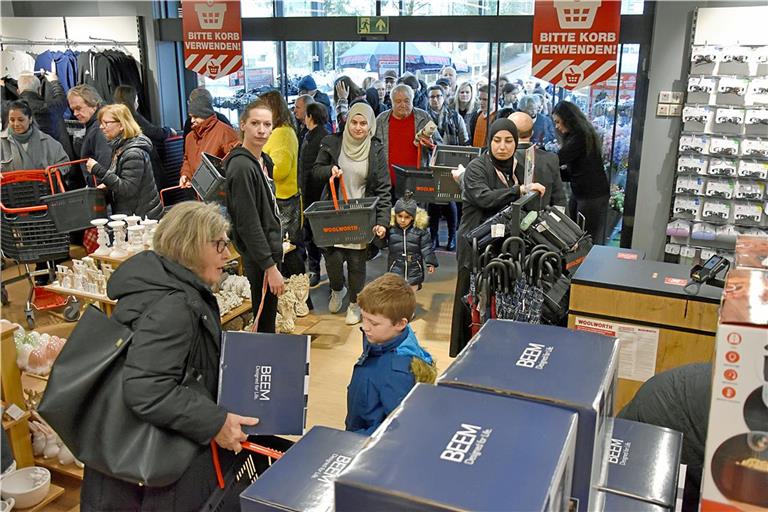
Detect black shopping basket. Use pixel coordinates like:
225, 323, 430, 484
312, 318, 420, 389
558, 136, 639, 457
394, 165, 436, 203
304, 176, 379, 247
191, 152, 227, 203
40, 159, 109, 233
429, 144, 482, 203
203, 436, 294, 511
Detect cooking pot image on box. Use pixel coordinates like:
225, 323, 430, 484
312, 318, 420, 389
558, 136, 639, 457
711, 433, 768, 507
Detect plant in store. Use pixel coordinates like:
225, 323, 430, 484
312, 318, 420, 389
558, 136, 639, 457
609, 184, 625, 213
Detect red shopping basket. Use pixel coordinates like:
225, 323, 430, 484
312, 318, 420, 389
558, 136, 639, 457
40, 160, 109, 233
203, 436, 293, 511
1, 170, 70, 263
303, 176, 378, 247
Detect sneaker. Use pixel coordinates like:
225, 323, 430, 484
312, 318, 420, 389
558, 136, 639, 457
328, 286, 347, 314
308, 271, 320, 288
345, 302, 362, 325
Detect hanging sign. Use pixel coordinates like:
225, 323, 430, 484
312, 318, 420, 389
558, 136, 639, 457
182, 0, 243, 80
531, 0, 621, 90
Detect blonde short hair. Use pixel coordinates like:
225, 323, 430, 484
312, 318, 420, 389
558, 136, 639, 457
153, 201, 230, 273
67, 84, 104, 108
98, 104, 142, 139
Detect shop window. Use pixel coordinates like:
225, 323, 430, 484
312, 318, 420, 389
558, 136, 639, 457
242, 0, 273, 17
197, 40, 281, 124
394, 0, 500, 16
281, 0, 375, 16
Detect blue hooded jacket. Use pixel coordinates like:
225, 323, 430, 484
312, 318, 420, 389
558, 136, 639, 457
345, 325, 433, 435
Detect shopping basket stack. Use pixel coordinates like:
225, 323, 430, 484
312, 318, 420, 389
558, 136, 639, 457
1, 169, 72, 327
1, 170, 70, 263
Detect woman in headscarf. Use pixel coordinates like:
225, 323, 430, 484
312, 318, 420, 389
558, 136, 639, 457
449, 118, 546, 357
1, 100, 69, 173
313, 102, 391, 325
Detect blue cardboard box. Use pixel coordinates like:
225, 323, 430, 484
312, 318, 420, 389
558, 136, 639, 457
600, 418, 682, 509
437, 320, 619, 512
601, 491, 667, 511
335, 384, 577, 512
240, 426, 367, 512
217, 330, 310, 435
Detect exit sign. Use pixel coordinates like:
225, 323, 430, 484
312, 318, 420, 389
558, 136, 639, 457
357, 16, 389, 35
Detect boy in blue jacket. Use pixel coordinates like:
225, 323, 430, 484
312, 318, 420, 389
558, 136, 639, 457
345, 273, 437, 435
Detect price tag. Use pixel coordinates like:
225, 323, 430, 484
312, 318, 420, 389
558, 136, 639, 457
4, 403, 24, 421
491, 224, 506, 238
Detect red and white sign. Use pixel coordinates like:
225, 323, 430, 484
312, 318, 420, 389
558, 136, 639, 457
532, 0, 621, 90
182, 0, 243, 80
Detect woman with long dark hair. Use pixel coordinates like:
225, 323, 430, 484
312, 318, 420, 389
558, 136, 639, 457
552, 101, 610, 245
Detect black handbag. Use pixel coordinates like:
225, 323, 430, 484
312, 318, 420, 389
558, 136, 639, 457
38, 304, 206, 487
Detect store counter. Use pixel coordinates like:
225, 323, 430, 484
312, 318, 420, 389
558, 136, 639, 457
568, 246, 722, 413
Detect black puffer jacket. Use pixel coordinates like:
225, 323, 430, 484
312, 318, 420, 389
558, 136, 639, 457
80, 251, 230, 510
224, 147, 283, 272
313, 133, 392, 228
90, 134, 162, 219
388, 207, 438, 286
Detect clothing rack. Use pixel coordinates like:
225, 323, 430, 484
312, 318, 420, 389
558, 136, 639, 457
0, 37, 139, 48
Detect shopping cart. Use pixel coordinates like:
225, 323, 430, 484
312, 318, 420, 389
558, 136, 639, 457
1, 169, 77, 328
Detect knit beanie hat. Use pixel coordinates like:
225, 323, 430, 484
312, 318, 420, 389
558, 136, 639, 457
394, 191, 418, 217
188, 87, 215, 118
298, 75, 317, 92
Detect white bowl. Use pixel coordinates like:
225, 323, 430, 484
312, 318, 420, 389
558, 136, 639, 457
0, 467, 50, 508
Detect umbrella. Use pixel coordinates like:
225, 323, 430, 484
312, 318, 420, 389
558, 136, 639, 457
338, 42, 453, 72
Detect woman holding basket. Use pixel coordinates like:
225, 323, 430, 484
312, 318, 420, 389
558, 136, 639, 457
312, 102, 391, 325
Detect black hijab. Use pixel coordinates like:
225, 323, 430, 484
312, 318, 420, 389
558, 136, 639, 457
365, 87, 381, 116
488, 118, 519, 175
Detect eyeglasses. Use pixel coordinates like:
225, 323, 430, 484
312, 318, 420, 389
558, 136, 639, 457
429, 95, 443, 99
100, 120, 120, 127
211, 239, 230, 253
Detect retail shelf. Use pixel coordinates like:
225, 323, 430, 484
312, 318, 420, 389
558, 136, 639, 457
34, 456, 84, 481
2, 409, 31, 431
42, 285, 116, 306
220, 299, 253, 325
16, 483, 65, 511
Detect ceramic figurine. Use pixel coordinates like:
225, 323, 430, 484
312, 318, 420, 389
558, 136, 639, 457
108, 220, 128, 258
125, 214, 141, 228
127, 225, 145, 253
140, 218, 158, 249
90, 218, 111, 256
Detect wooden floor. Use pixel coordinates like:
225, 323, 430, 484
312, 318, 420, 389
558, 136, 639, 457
1, 246, 458, 510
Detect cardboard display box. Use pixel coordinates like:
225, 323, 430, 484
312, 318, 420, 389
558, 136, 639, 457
240, 426, 367, 512
701, 268, 768, 511
600, 491, 667, 511
335, 384, 578, 512
217, 330, 310, 435
599, 418, 683, 509
437, 320, 619, 512
734, 234, 768, 271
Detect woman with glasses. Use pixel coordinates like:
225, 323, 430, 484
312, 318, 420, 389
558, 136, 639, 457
85, 103, 162, 219
80, 201, 258, 511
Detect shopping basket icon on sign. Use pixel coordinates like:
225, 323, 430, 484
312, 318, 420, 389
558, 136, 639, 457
553, 0, 602, 29
195, 0, 227, 30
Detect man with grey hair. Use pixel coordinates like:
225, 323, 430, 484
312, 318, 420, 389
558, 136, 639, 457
518, 94, 556, 148
375, 83, 441, 190
18, 65, 73, 159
